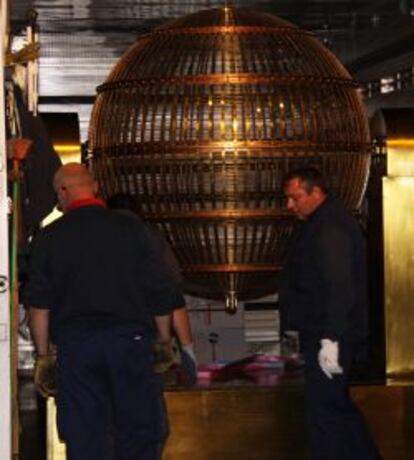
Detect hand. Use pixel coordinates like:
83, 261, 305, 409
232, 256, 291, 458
153, 341, 175, 374
34, 354, 57, 398
318, 339, 344, 379
180, 343, 197, 385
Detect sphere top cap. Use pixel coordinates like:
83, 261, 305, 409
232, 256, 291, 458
156, 6, 299, 32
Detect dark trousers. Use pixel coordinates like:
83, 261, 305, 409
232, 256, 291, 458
55, 324, 165, 460
303, 337, 381, 460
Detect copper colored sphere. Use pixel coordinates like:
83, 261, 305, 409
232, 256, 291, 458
88, 7, 370, 311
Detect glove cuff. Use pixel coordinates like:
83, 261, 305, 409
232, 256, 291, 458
320, 338, 337, 348
35, 353, 55, 364
182, 343, 196, 362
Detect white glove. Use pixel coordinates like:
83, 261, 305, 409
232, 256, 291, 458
180, 343, 198, 385
318, 339, 344, 379
182, 343, 197, 363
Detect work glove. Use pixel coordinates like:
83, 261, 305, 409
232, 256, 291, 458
34, 354, 57, 398
179, 343, 198, 385
153, 341, 175, 374
318, 339, 344, 379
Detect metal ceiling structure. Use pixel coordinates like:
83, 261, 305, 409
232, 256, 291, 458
9, 1, 414, 138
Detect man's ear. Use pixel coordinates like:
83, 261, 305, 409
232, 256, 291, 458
312, 186, 326, 202
311, 186, 324, 199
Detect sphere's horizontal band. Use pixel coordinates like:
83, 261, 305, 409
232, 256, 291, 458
97, 73, 358, 92
154, 25, 310, 36
144, 209, 293, 220
182, 263, 282, 273
92, 141, 371, 156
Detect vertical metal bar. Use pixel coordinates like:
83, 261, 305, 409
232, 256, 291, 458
384, 158, 414, 379
0, 0, 11, 457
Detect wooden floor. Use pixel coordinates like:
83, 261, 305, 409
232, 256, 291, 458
21, 380, 414, 459
163, 385, 414, 460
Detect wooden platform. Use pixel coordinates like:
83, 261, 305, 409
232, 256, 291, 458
47, 385, 414, 459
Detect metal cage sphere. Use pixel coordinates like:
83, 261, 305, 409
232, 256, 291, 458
88, 7, 370, 310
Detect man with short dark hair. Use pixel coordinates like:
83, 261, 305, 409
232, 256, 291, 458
280, 167, 381, 459
24, 163, 184, 460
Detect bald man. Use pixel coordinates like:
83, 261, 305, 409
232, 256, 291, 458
24, 163, 184, 460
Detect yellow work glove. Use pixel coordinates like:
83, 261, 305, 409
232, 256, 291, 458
153, 341, 175, 374
34, 354, 57, 398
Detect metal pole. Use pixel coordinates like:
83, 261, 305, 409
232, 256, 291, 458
0, 0, 12, 457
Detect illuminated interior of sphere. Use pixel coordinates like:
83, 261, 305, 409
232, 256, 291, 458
88, 7, 370, 310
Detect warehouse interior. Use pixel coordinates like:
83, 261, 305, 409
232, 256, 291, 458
10, 0, 414, 136
3, 1, 414, 459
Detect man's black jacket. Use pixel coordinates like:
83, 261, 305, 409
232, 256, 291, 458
279, 195, 368, 347
23, 204, 184, 341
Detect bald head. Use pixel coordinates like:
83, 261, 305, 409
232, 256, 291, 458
53, 163, 98, 212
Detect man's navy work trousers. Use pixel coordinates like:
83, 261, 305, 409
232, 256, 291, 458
55, 323, 164, 460
303, 336, 382, 460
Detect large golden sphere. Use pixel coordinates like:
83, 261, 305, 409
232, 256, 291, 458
88, 7, 370, 310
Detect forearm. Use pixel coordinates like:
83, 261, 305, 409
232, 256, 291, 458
324, 285, 353, 339
154, 314, 172, 344
319, 224, 354, 339
172, 306, 193, 346
28, 307, 50, 356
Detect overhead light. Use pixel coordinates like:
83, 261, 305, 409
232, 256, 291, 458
371, 14, 380, 27
380, 77, 395, 94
